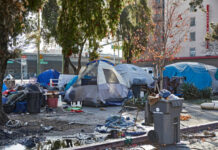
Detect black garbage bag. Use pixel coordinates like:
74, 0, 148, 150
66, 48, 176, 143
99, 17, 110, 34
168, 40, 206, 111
24, 84, 41, 92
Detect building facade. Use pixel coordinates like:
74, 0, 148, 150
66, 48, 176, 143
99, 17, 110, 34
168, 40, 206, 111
173, 0, 218, 57
149, 0, 218, 57
5, 53, 121, 79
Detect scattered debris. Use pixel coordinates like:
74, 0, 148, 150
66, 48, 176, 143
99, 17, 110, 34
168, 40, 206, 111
19, 136, 45, 149
95, 115, 146, 138
40, 124, 53, 132
6, 120, 22, 128
100, 108, 106, 111
180, 114, 191, 121
182, 134, 216, 139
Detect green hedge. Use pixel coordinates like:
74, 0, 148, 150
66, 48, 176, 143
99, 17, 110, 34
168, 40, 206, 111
180, 83, 212, 100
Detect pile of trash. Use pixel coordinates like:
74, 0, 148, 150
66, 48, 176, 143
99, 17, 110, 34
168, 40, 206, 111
95, 115, 147, 138
25, 133, 106, 149
148, 89, 180, 106
1, 71, 63, 115
2, 84, 45, 114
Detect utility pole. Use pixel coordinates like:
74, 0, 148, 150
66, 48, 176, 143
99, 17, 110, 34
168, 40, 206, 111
37, 9, 41, 75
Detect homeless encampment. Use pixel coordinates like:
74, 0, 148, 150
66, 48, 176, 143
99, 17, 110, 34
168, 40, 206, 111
64, 59, 128, 106
37, 69, 60, 87
115, 64, 154, 88
164, 62, 218, 93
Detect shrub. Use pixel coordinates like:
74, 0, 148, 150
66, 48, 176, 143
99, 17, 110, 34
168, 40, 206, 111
180, 83, 212, 100
199, 88, 212, 99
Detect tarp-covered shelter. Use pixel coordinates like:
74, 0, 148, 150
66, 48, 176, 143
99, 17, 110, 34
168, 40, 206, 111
115, 64, 154, 88
37, 69, 60, 87
164, 62, 218, 93
64, 59, 128, 106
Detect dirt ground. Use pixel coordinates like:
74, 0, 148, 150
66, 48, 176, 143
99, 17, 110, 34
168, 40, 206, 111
1, 101, 218, 149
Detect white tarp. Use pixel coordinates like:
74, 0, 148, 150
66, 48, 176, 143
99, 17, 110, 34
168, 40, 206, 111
115, 64, 154, 88
58, 74, 76, 88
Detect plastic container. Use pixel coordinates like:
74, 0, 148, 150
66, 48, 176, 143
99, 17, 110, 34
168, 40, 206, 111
149, 98, 183, 145
27, 92, 41, 114
47, 97, 58, 108
150, 99, 183, 115
14, 101, 27, 113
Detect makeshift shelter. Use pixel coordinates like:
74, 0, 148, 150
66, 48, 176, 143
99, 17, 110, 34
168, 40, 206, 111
164, 62, 218, 93
65, 75, 78, 91
115, 64, 154, 88
64, 59, 128, 106
37, 69, 60, 87
58, 74, 77, 89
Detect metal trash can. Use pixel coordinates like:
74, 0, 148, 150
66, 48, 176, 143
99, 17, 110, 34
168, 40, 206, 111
148, 98, 183, 145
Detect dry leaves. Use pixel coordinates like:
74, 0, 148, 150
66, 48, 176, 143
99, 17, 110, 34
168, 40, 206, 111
180, 114, 191, 121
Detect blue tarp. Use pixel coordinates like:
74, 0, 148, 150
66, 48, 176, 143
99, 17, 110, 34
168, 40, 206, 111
2, 97, 8, 104
37, 69, 60, 87
65, 75, 78, 91
164, 62, 212, 89
2, 83, 7, 92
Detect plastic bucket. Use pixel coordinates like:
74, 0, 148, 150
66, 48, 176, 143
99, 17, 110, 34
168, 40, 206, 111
47, 97, 58, 108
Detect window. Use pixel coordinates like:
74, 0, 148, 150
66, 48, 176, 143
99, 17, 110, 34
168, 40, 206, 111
190, 5, 195, 12
156, 0, 160, 3
103, 69, 119, 84
190, 32, 196, 41
190, 48, 196, 56
190, 17, 195, 26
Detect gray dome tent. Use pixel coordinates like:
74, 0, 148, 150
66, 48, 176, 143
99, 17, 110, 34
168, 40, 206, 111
64, 59, 128, 106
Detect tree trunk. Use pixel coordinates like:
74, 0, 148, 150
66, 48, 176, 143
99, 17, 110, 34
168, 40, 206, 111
67, 56, 77, 74
127, 44, 132, 64
127, 51, 132, 64
0, 57, 9, 125
76, 48, 83, 75
159, 66, 164, 91
63, 54, 69, 74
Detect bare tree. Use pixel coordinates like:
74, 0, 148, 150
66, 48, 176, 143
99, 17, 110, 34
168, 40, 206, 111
133, 0, 190, 90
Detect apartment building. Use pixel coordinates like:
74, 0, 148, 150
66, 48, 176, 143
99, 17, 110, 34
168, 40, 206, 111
177, 0, 218, 57
149, 0, 218, 57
